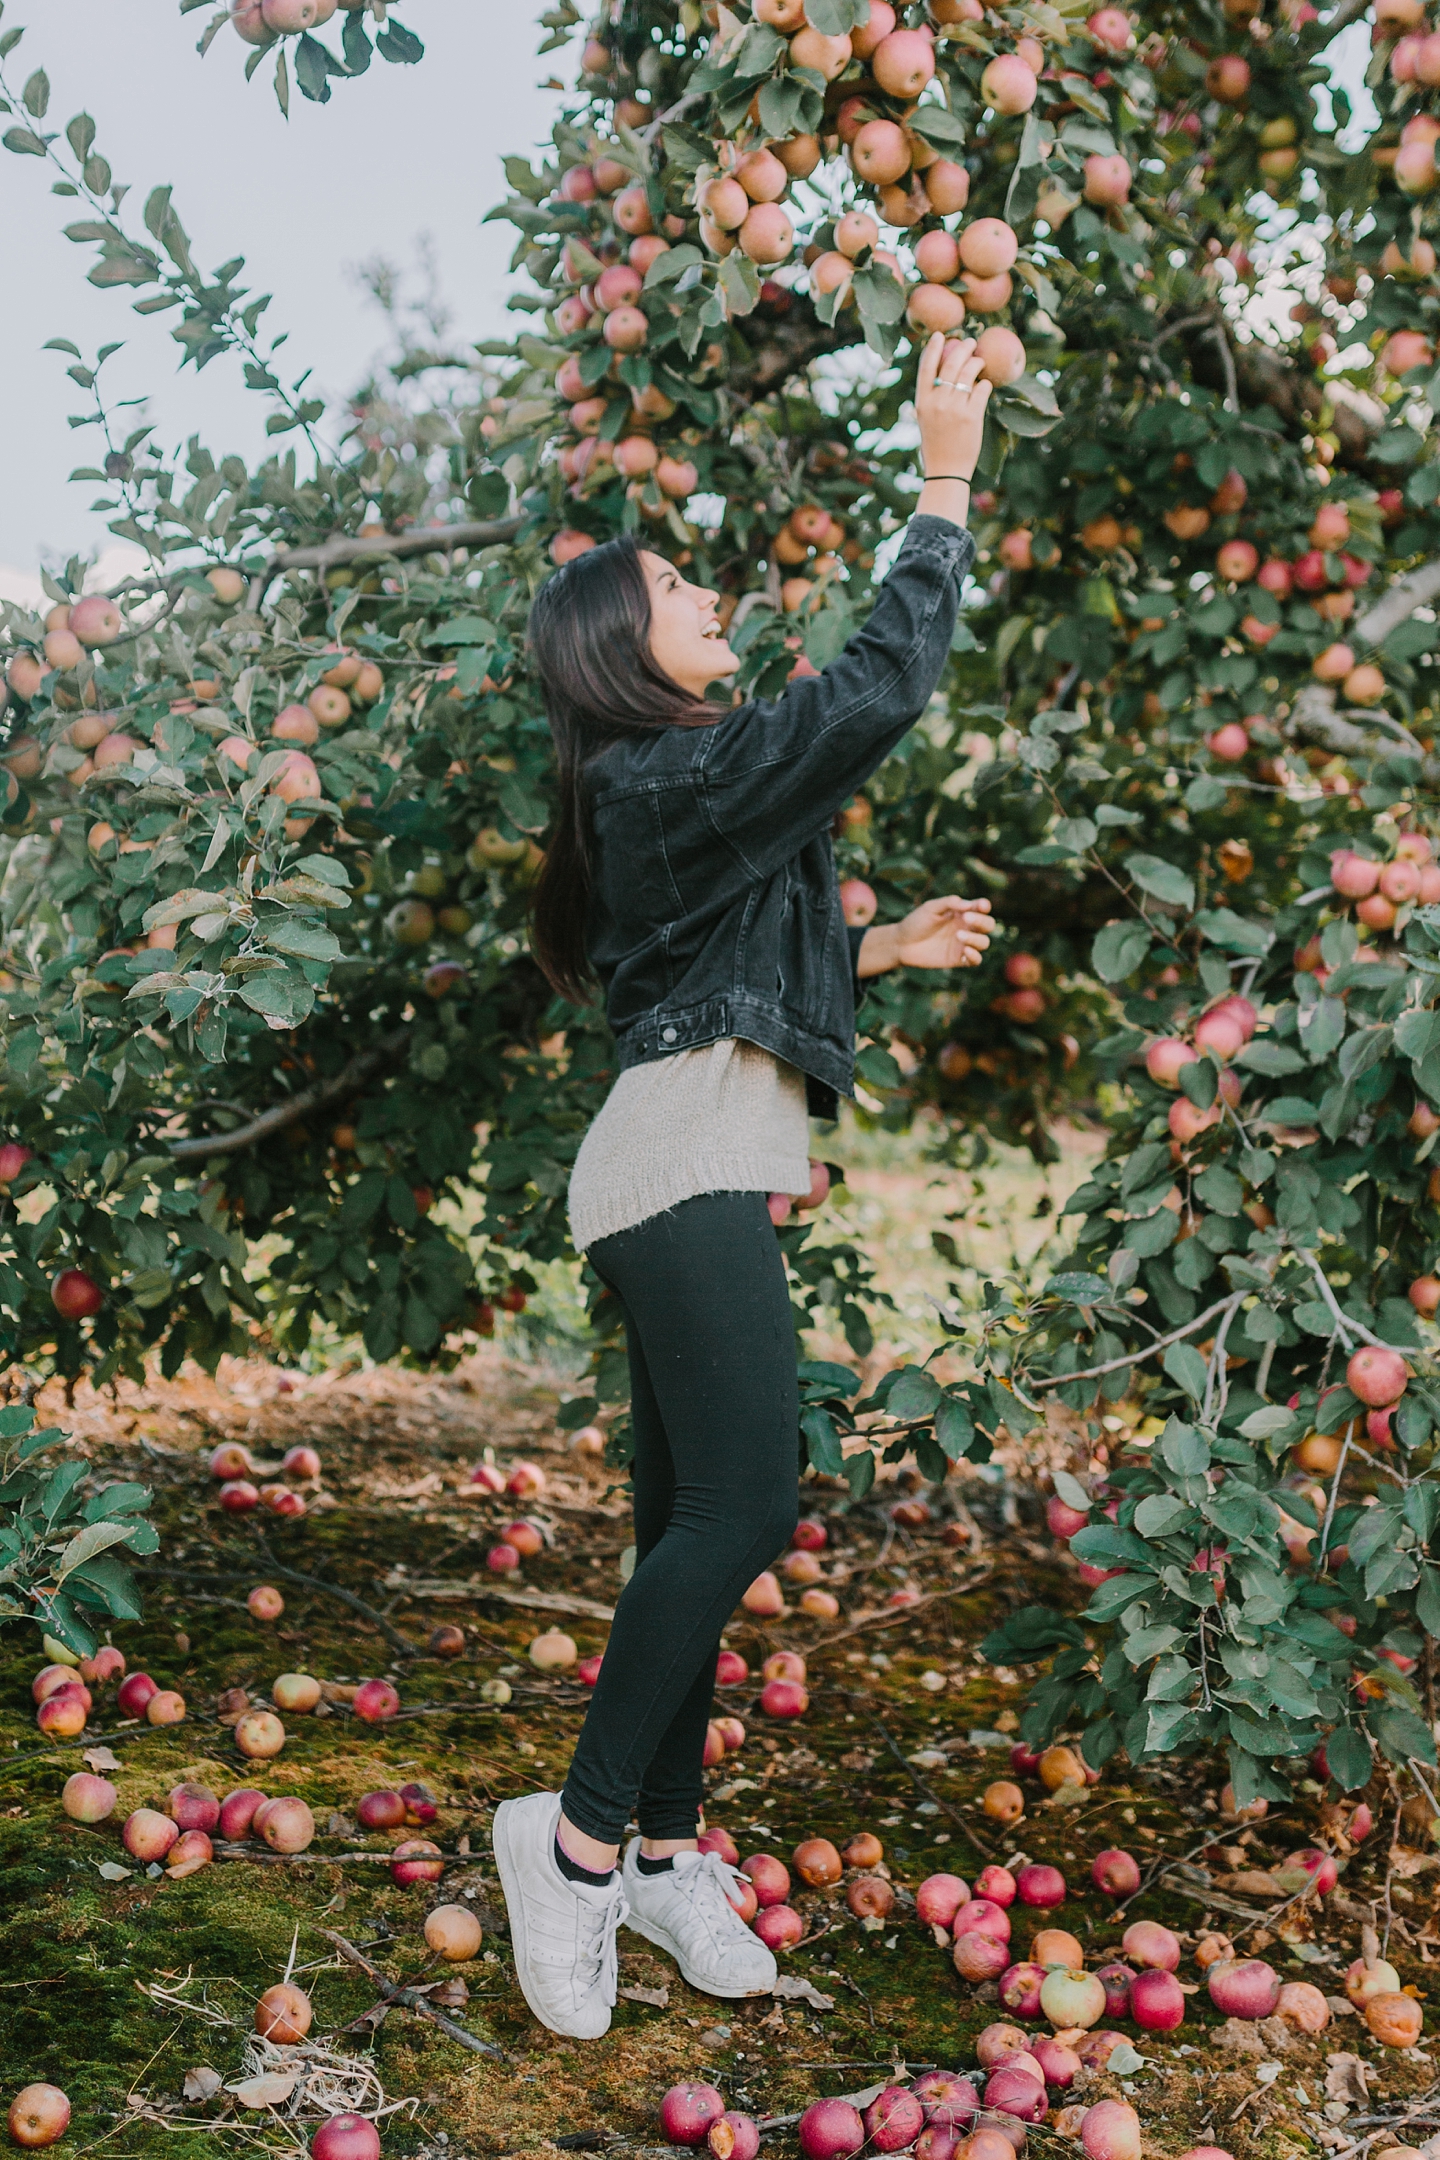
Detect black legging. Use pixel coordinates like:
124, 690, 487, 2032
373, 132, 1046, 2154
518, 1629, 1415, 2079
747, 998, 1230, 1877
560, 1191, 801, 1844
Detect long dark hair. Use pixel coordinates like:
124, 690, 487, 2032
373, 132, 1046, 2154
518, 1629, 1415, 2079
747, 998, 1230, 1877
528, 533, 713, 1003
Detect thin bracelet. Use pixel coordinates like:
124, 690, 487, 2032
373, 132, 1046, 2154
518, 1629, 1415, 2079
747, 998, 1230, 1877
922, 473, 970, 482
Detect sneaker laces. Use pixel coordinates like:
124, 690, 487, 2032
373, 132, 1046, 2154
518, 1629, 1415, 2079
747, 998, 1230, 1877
575, 1883, 629, 1997
677, 1849, 748, 1924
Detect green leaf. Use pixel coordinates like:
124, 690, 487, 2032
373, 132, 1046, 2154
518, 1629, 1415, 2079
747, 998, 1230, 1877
1133, 1493, 1195, 1538
886, 1365, 941, 1419
1092, 922, 1151, 983
52, 1518, 136, 1585
718, 250, 760, 318
65, 1550, 143, 1620
3, 125, 48, 155
1194, 1163, 1243, 1215
804, 0, 868, 29
262, 920, 340, 962
797, 1360, 860, 1397
979, 1605, 1086, 1662
1324, 1725, 1373, 1792
1125, 853, 1196, 912
237, 969, 315, 1025
802, 1405, 846, 1476
342, 9, 372, 72
294, 30, 334, 103
375, 19, 424, 63
1162, 1342, 1208, 1401
906, 104, 966, 151
1235, 1040, 1308, 1075
929, 1395, 971, 1460
844, 1446, 875, 1501
1372, 1702, 1437, 1768
22, 67, 48, 118
1045, 1271, 1111, 1303
1022, 1464, 1077, 1524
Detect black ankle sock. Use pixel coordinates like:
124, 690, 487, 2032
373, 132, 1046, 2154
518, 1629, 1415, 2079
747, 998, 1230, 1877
553, 1832, 615, 1888
636, 1850, 676, 1875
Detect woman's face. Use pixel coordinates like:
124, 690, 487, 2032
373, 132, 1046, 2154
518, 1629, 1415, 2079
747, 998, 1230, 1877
641, 551, 740, 698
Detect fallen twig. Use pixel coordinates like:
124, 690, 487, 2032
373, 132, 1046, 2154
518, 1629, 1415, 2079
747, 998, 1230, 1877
1111, 1835, 1232, 1918
213, 1844, 404, 1866
809, 1566, 994, 1652
142, 1551, 416, 1656
0, 1723, 165, 1775
852, 1696, 994, 1861
386, 1576, 616, 1624
313, 1927, 509, 2061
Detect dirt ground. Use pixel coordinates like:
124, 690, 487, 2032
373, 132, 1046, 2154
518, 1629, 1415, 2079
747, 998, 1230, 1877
2, 1340, 1436, 2160
1, 1131, 1436, 2158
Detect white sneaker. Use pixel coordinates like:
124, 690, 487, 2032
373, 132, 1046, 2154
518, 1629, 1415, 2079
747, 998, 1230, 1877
621, 1843, 779, 1999
492, 1791, 628, 2039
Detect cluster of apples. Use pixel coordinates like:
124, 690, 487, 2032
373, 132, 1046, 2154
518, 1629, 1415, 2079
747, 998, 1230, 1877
1327, 830, 1440, 933
540, 123, 697, 526
1374, 86, 1440, 199
209, 1438, 322, 1519
1058, 483, 1401, 700
470, 1454, 553, 1574
697, 1825, 901, 1956
32, 1645, 187, 1740
658, 2063, 1182, 2160
61, 1755, 444, 1888
3, 594, 122, 706
60, 1770, 316, 1875
738, 1515, 847, 1631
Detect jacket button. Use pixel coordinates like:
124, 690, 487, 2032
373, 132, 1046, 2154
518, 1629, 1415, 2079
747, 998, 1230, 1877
662, 1027, 678, 1044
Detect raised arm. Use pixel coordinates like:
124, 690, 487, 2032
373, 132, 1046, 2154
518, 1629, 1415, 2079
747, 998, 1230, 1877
696, 336, 991, 878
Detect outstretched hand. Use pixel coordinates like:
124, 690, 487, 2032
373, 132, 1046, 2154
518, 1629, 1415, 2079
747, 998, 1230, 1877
856, 896, 994, 978
915, 333, 993, 486
893, 895, 994, 969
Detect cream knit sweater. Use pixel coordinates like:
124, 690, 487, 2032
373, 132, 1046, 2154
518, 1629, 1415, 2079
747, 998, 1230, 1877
567, 1037, 812, 1252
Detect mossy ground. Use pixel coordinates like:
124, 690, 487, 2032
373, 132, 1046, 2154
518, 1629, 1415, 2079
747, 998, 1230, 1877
1, 1139, 1435, 2158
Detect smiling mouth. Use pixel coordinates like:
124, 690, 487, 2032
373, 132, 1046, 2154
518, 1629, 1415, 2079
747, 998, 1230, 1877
701, 620, 725, 639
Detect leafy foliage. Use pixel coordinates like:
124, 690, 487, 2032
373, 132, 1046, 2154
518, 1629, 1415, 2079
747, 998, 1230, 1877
3, 0, 1440, 1774
0, 1403, 155, 1653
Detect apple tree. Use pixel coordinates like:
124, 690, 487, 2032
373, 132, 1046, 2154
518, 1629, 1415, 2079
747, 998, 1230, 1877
6, 0, 1440, 1792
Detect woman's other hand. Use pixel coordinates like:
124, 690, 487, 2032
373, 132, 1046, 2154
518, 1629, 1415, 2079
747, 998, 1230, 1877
856, 896, 993, 977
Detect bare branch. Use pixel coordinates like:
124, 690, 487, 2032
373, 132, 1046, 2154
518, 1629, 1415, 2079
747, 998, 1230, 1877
314, 1929, 509, 2061
1354, 558, 1440, 649
1285, 682, 1440, 783
246, 514, 525, 608
1209, 323, 1239, 414
1026, 1294, 1242, 1391
166, 1027, 409, 1161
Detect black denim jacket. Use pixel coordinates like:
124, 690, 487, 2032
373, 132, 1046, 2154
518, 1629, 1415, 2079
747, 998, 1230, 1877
585, 514, 976, 1116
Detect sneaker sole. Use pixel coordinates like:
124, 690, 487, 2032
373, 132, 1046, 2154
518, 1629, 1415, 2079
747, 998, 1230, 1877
622, 1907, 775, 1998
493, 1800, 613, 2040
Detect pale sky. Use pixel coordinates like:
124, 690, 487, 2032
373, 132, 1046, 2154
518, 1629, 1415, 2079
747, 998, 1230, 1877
0, 1, 563, 584
0, 6, 1377, 598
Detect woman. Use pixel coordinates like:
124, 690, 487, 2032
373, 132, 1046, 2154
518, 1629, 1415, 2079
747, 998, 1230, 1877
492, 332, 995, 2039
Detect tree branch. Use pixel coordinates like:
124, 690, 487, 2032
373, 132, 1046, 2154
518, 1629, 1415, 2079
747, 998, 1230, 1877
313, 1928, 510, 2061
1354, 559, 1440, 649
166, 1028, 409, 1161
245, 514, 525, 607
1285, 682, 1440, 783
1209, 323, 1239, 414
1025, 1294, 1242, 1391
140, 1550, 417, 1655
